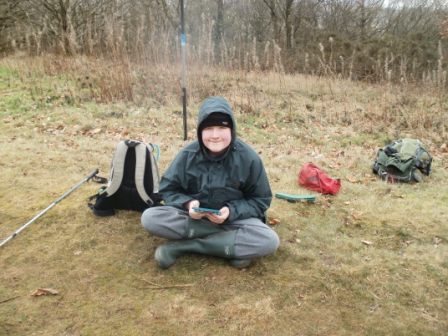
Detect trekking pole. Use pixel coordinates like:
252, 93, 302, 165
0, 169, 99, 248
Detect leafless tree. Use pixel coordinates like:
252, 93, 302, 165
2, 0, 447, 84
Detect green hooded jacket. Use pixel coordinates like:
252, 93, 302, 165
159, 96, 272, 223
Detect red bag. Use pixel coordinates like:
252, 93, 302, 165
298, 162, 341, 195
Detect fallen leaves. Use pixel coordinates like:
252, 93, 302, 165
30, 288, 59, 297
346, 176, 361, 183
433, 236, 442, 247
343, 208, 364, 226
89, 127, 102, 135
327, 162, 342, 170
346, 174, 376, 184
320, 197, 332, 208
440, 143, 447, 152
268, 217, 281, 225
351, 211, 364, 221
287, 229, 301, 244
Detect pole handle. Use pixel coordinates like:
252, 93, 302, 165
87, 169, 99, 181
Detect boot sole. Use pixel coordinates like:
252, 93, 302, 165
230, 259, 252, 268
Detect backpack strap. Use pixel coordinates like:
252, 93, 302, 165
414, 146, 432, 175
103, 141, 128, 197
135, 143, 154, 205
147, 143, 160, 193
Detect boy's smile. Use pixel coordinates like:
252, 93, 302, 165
202, 126, 232, 155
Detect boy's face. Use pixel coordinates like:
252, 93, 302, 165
202, 126, 232, 155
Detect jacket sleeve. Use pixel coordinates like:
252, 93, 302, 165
159, 151, 194, 209
225, 157, 272, 222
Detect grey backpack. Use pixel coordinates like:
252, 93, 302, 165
90, 140, 162, 216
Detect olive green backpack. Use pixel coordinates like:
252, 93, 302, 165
372, 139, 432, 183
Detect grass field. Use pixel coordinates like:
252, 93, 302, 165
0, 56, 447, 336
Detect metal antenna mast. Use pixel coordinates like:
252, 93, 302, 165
180, 0, 187, 140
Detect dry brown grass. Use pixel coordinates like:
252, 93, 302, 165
0, 56, 447, 335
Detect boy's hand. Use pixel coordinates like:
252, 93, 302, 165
187, 200, 205, 220
205, 206, 230, 224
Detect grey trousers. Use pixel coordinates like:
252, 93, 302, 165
141, 206, 280, 259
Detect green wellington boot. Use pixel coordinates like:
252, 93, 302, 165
185, 218, 223, 238
155, 230, 237, 269
184, 219, 252, 269
229, 259, 252, 268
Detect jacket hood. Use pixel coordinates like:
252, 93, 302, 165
197, 97, 236, 157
